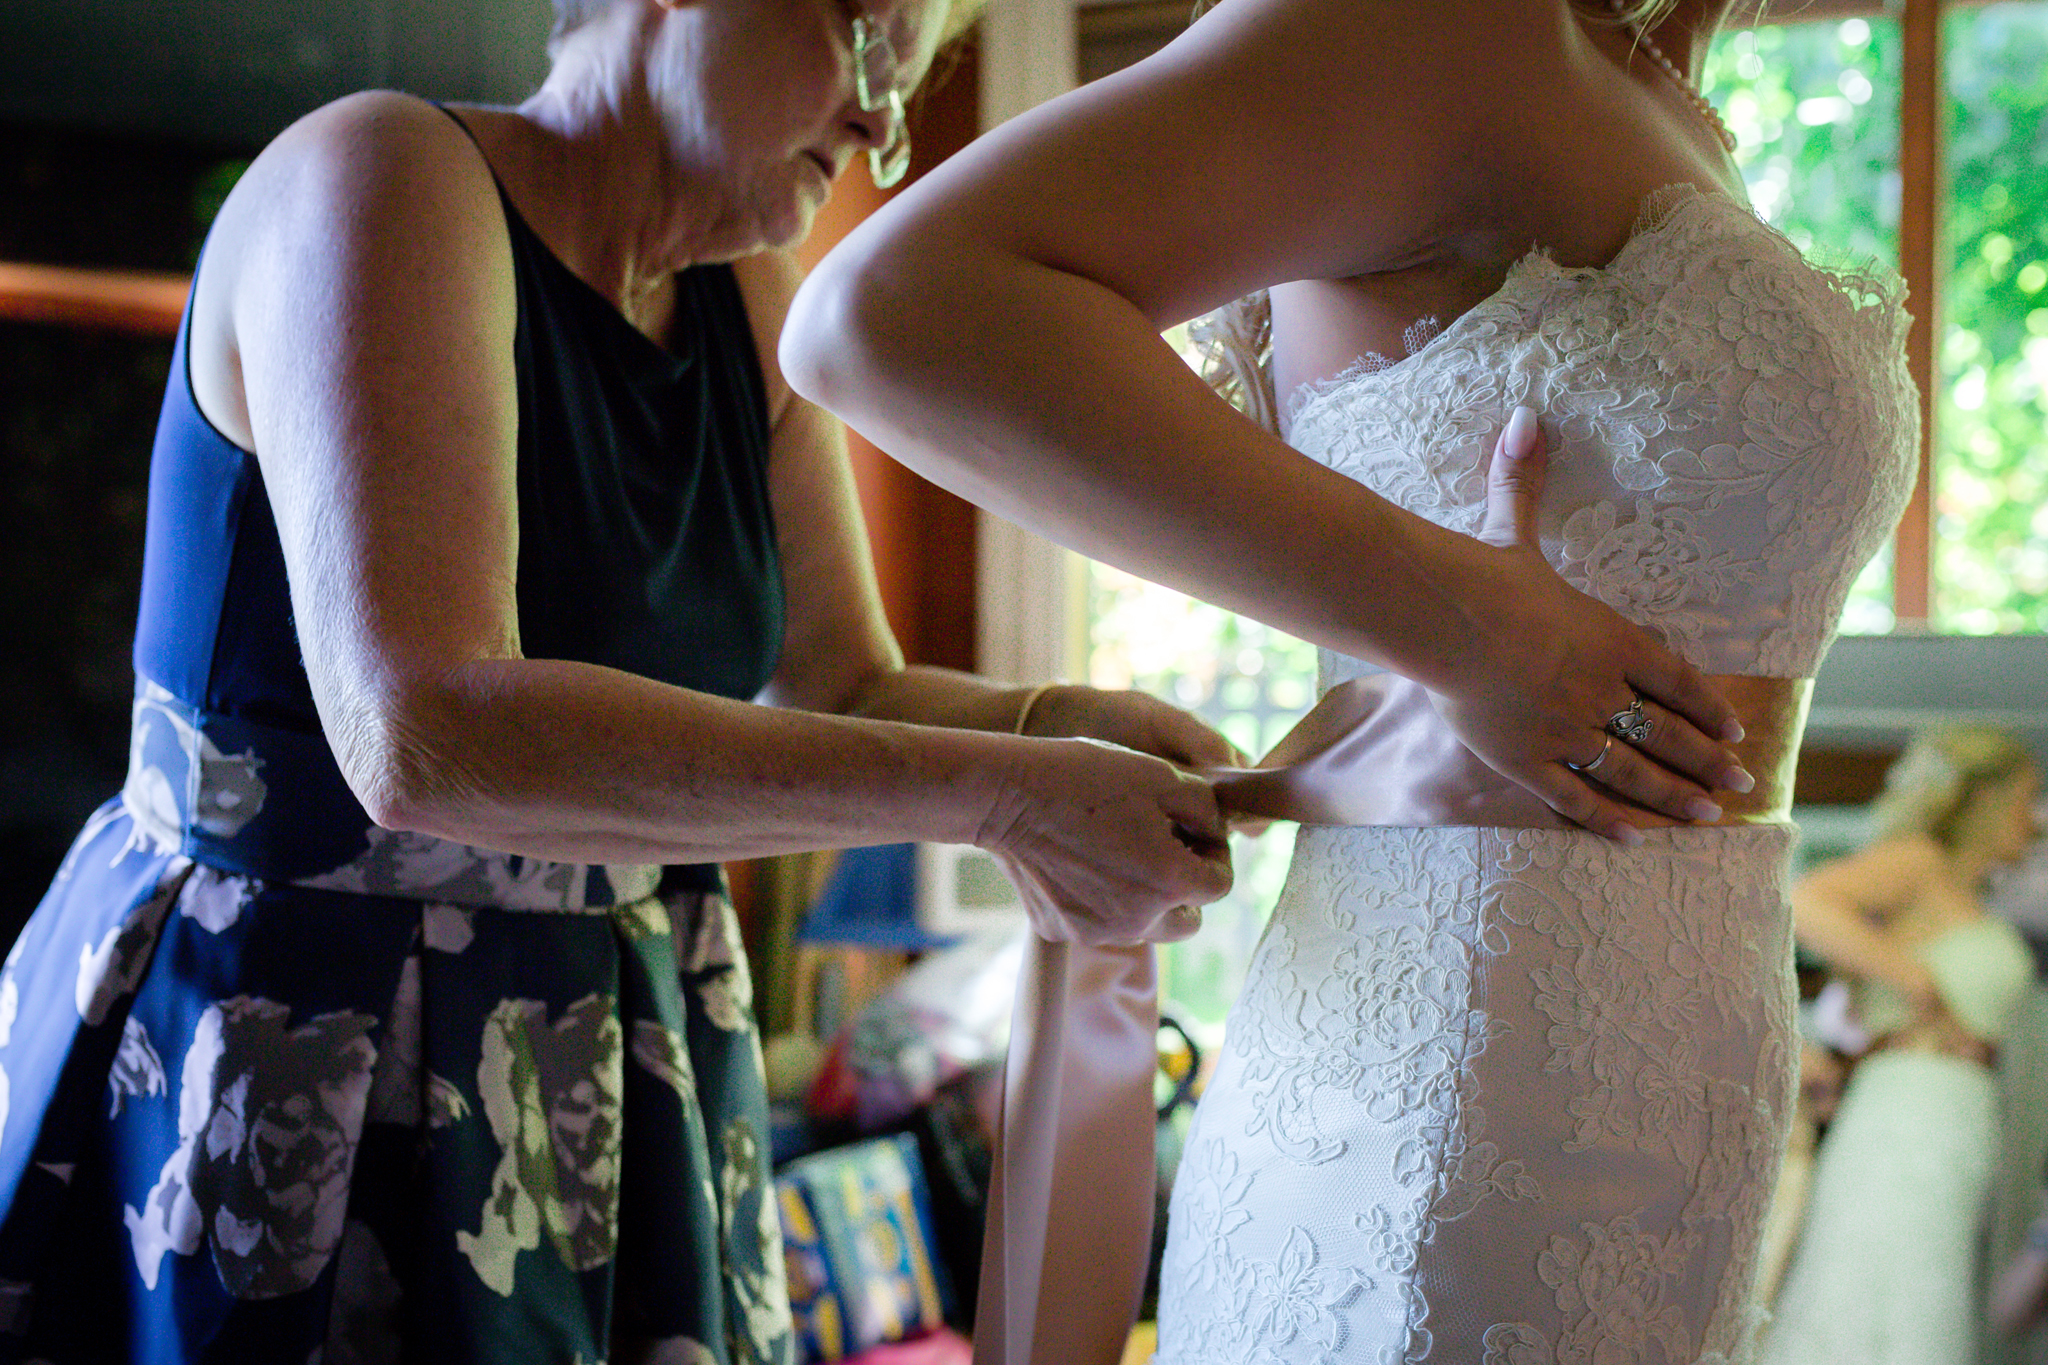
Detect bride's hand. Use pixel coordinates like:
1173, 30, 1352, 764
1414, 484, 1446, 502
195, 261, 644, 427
976, 735, 1233, 946
1427, 407, 1753, 845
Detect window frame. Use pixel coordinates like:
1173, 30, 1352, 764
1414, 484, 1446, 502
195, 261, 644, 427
0, 262, 186, 335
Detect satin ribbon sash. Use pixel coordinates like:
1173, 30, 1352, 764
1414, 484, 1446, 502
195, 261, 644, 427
974, 931, 1159, 1365
973, 670, 1808, 1365
1207, 671, 1808, 829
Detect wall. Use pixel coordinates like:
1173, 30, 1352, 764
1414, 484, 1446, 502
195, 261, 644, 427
0, 121, 248, 938
793, 48, 983, 673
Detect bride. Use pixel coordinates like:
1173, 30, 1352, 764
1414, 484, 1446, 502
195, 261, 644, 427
783, 0, 1918, 1356
1763, 727, 2040, 1364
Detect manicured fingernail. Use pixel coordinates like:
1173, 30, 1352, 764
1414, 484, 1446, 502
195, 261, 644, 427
1503, 405, 1538, 458
1616, 824, 1645, 848
1723, 766, 1756, 794
1684, 796, 1723, 822
1721, 718, 1747, 743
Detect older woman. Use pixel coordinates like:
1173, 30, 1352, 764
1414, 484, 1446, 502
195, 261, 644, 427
0, 0, 1241, 1360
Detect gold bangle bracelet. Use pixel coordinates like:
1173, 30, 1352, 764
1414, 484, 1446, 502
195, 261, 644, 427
1012, 681, 1062, 736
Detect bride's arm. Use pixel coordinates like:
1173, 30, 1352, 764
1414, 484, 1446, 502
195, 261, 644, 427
1790, 836, 1946, 1005
784, 0, 1746, 841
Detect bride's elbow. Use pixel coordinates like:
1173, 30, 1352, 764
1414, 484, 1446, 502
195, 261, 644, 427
778, 244, 860, 411
783, 218, 959, 413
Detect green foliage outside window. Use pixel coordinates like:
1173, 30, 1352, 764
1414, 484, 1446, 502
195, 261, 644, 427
1936, 3, 2048, 632
1706, 5, 2048, 632
1089, 564, 1312, 1044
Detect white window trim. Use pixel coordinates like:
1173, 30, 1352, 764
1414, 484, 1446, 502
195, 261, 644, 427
974, 0, 1089, 683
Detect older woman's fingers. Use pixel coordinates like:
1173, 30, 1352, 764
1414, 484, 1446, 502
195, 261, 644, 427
1034, 687, 1246, 771
1151, 702, 1246, 771
1476, 405, 1546, 551
1161, 767, 1232, 849
1167, 830, 1234, 906
1146, 904, 1205, 943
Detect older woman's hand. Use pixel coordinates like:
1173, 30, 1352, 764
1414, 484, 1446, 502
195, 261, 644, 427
977, 736, 1232, 947
1017, 684, 1249, 771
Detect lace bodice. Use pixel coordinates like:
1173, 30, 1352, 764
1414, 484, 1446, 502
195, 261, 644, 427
1202, 185, 1919, 685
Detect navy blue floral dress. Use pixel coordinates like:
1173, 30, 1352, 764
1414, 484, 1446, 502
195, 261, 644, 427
0, 113, 794, 1365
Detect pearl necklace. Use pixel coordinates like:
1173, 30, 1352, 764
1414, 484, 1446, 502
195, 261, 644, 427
1606, 0, 1739, 154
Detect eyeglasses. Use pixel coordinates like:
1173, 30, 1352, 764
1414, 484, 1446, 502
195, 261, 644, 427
850, 13, 910, 188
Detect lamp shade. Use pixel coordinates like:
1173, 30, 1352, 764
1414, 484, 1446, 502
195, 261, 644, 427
799, 843, 959, 951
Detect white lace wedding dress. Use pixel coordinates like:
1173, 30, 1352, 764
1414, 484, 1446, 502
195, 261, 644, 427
1153, 186, 1921, 1365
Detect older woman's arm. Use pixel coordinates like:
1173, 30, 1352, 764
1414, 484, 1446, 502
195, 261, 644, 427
783, 0, 1748, 844
734, 248, 1242, 769
211, 94, 1227, 940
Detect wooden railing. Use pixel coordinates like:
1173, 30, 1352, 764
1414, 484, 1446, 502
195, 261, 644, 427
0, 262, 187, 336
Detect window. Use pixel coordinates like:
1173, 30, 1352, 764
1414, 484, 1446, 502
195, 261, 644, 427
1934, 1, 2048, 631
1088, 561, 1309, 1045
1705, 0, 2048, 631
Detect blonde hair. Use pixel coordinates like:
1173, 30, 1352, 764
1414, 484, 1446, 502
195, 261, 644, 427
1869, 726, 2038, 851
1599, 0, 1686, 33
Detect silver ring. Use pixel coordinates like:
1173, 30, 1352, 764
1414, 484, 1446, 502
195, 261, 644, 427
1604, 694, 1653, 745
1565, 734, 1614, 774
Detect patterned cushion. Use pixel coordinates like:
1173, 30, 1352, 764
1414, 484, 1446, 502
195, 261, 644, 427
776, 1134, 954, 1363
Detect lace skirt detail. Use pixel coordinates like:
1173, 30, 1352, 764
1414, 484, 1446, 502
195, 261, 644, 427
1759, 1050, 1998, 1365
0, 796, 793, 1365
1155, 823, 1797, 1365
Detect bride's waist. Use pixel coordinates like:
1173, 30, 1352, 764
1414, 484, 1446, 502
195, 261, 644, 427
1217, 673, 1807, 830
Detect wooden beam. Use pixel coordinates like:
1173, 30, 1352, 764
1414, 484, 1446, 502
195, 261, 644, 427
0, 262, 188, 336
1893, 0, 1943, 623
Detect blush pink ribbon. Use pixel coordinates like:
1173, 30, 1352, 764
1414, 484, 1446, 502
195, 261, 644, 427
972, 931, 1159, 1365
972, 668, 1799, 1363
971, 673, 1539, 1365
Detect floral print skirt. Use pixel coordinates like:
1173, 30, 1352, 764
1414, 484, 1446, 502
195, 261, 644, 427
0, 796, 794, 1365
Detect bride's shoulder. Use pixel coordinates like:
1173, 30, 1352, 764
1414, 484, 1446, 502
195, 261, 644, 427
1179, 0, 1575, 92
